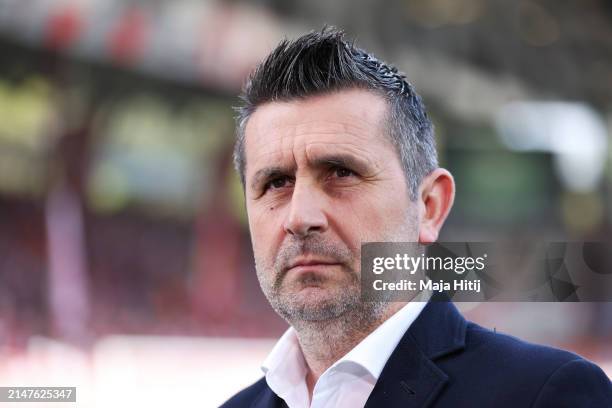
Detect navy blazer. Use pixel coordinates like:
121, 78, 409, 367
221, 300, 612, 407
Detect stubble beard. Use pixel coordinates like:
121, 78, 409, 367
255, 236, 389, 332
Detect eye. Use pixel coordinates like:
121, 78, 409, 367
333, 167, 355, 178
265, 176, 292, 191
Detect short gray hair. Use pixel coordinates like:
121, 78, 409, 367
234, 27, 437, 200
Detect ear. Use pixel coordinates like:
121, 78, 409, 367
418, 168, 455, 244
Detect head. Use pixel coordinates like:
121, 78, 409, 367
234, 28, 454, 327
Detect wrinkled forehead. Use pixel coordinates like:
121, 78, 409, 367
243, 89, 391, 174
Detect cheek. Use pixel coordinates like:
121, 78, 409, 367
247, 205, 285, 261
327, 194, 383, 245
341, 189, 416, 242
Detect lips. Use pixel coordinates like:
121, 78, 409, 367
285, 258, 341, 273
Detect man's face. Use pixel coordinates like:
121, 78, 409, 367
243, 88, 419, 323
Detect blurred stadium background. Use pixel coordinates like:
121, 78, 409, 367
0, 0, 611, 406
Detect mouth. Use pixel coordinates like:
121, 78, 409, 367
285, 258, 342, 275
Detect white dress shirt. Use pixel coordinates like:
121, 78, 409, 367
261, 299, 428, 408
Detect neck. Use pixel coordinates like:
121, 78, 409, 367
292, 301, 406, 397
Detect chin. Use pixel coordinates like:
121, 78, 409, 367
279, 287, 359, 322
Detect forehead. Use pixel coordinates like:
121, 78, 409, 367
243, 88, 391, 171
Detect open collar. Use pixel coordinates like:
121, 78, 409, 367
252, 297, 467, 408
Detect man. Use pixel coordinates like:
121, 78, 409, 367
222, 28, 611, 407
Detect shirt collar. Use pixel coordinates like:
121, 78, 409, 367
261, 326, 309, 405
337, 298, 428, 379
262, 327, 307, 381
262, 294, 430, 385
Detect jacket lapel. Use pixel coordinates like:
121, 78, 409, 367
364, 298, 467, 408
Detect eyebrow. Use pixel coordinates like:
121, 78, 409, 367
249, 153, 370, 191
310, 153, 370, 174
250, 166, 292, 191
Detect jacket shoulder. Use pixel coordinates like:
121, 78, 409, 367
465, 321, 583, 368
531, 357, 612, 407
219, 377, 269, 408
458, 322, 611, 405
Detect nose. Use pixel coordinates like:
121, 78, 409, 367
283, 179, 329, 238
